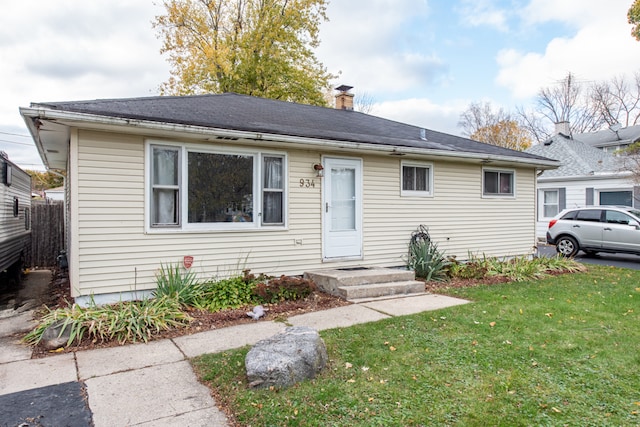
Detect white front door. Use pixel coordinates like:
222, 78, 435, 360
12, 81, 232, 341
323, 157, 362, 259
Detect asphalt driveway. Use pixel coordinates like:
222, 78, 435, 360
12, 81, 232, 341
538, 243, 640, 270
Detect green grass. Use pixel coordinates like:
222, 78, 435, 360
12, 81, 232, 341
192, 265, 640, 426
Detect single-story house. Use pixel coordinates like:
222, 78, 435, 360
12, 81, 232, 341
526, 123, 640, 239
21, 90, 558, 305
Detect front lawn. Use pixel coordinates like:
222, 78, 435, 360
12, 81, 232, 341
192, 265, 640, 426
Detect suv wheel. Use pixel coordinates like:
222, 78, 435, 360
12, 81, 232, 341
556, 236, 579, 257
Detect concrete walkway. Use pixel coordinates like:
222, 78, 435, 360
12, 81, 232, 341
0, 271, 469, 426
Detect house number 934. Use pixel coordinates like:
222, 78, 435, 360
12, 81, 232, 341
299, 178, 315, 188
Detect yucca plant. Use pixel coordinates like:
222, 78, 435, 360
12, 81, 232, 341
154, 262, 202, 306
405, 225, 449, 282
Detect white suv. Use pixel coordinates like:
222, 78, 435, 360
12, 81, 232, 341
547, 206, 640, 257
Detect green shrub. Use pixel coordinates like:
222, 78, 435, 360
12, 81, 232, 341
24, 295, 191, 347
194, 276, 257, 312
252, 276, 316, 304
405, 225, 449, 282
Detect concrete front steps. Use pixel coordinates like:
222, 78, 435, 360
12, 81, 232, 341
303, 267, 425, 302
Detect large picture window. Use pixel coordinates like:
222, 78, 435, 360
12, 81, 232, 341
149, 143, 286, 230
188, 152, 253, 223
401, 162, 432, 196
483, 169, 514, 196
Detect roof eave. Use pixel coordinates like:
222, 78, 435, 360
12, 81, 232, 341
19, 106, 560, 169
20, 107, 52, 169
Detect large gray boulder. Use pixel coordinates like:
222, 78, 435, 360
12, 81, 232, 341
245, 326, 327, 389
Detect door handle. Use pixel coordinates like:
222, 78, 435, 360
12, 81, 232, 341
326, 202, 329, 213
604, 227, 612, 231
572, 224, 580, 228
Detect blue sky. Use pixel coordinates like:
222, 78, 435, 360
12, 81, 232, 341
1, 0, 639, 170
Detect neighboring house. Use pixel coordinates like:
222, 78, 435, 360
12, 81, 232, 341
578, 123, 640, 154
21, 90, 557, 305
44, 186, 64, 201
526, 123, 640, 240
0, 153, 31, 276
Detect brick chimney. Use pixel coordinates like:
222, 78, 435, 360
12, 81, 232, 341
335, 85, 354, 110
555, 121, 570, 136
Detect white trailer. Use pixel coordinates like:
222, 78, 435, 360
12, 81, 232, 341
0, 153, 31, 284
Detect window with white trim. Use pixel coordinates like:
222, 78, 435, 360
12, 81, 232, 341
542, 189, 559, 218
262, 156, 284, 224
483, 169, 514, 196
401, 162, 432, 196
149, 143, 286, 230
151, 146, 180, 226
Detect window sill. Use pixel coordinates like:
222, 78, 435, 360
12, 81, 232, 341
145, 225, 288, 234
400, 191, 433, 198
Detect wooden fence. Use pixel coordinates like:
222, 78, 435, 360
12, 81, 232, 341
30, 200, 64, 267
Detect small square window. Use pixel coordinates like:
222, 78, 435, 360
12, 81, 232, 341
401, 162, 432, 196
483, 169, 514, 196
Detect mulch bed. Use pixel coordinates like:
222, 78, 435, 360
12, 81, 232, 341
31, 269, 351, 357
30, 269, 518, 357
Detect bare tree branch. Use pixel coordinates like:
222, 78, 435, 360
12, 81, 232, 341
590, 72, 640, 127
354, 92, 376, 114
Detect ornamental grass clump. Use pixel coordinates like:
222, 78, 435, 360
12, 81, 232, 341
448, 253, 585, 282
24, 295, 191, 347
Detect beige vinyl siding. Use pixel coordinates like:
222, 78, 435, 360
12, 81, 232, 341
74, 132, 327, 296
72, 129, 537, 298
360, 156, 535, 266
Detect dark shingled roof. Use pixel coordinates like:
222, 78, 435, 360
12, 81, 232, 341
33, 93, 552, 163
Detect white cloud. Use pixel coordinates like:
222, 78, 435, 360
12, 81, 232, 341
457, 0, 509, 32
0, 0, 170, 169
373, 97, 470, 136
0, 1, 169, 127
315, 0, 447, 95
521, 0, 617, 27
497, 0, 640, 100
